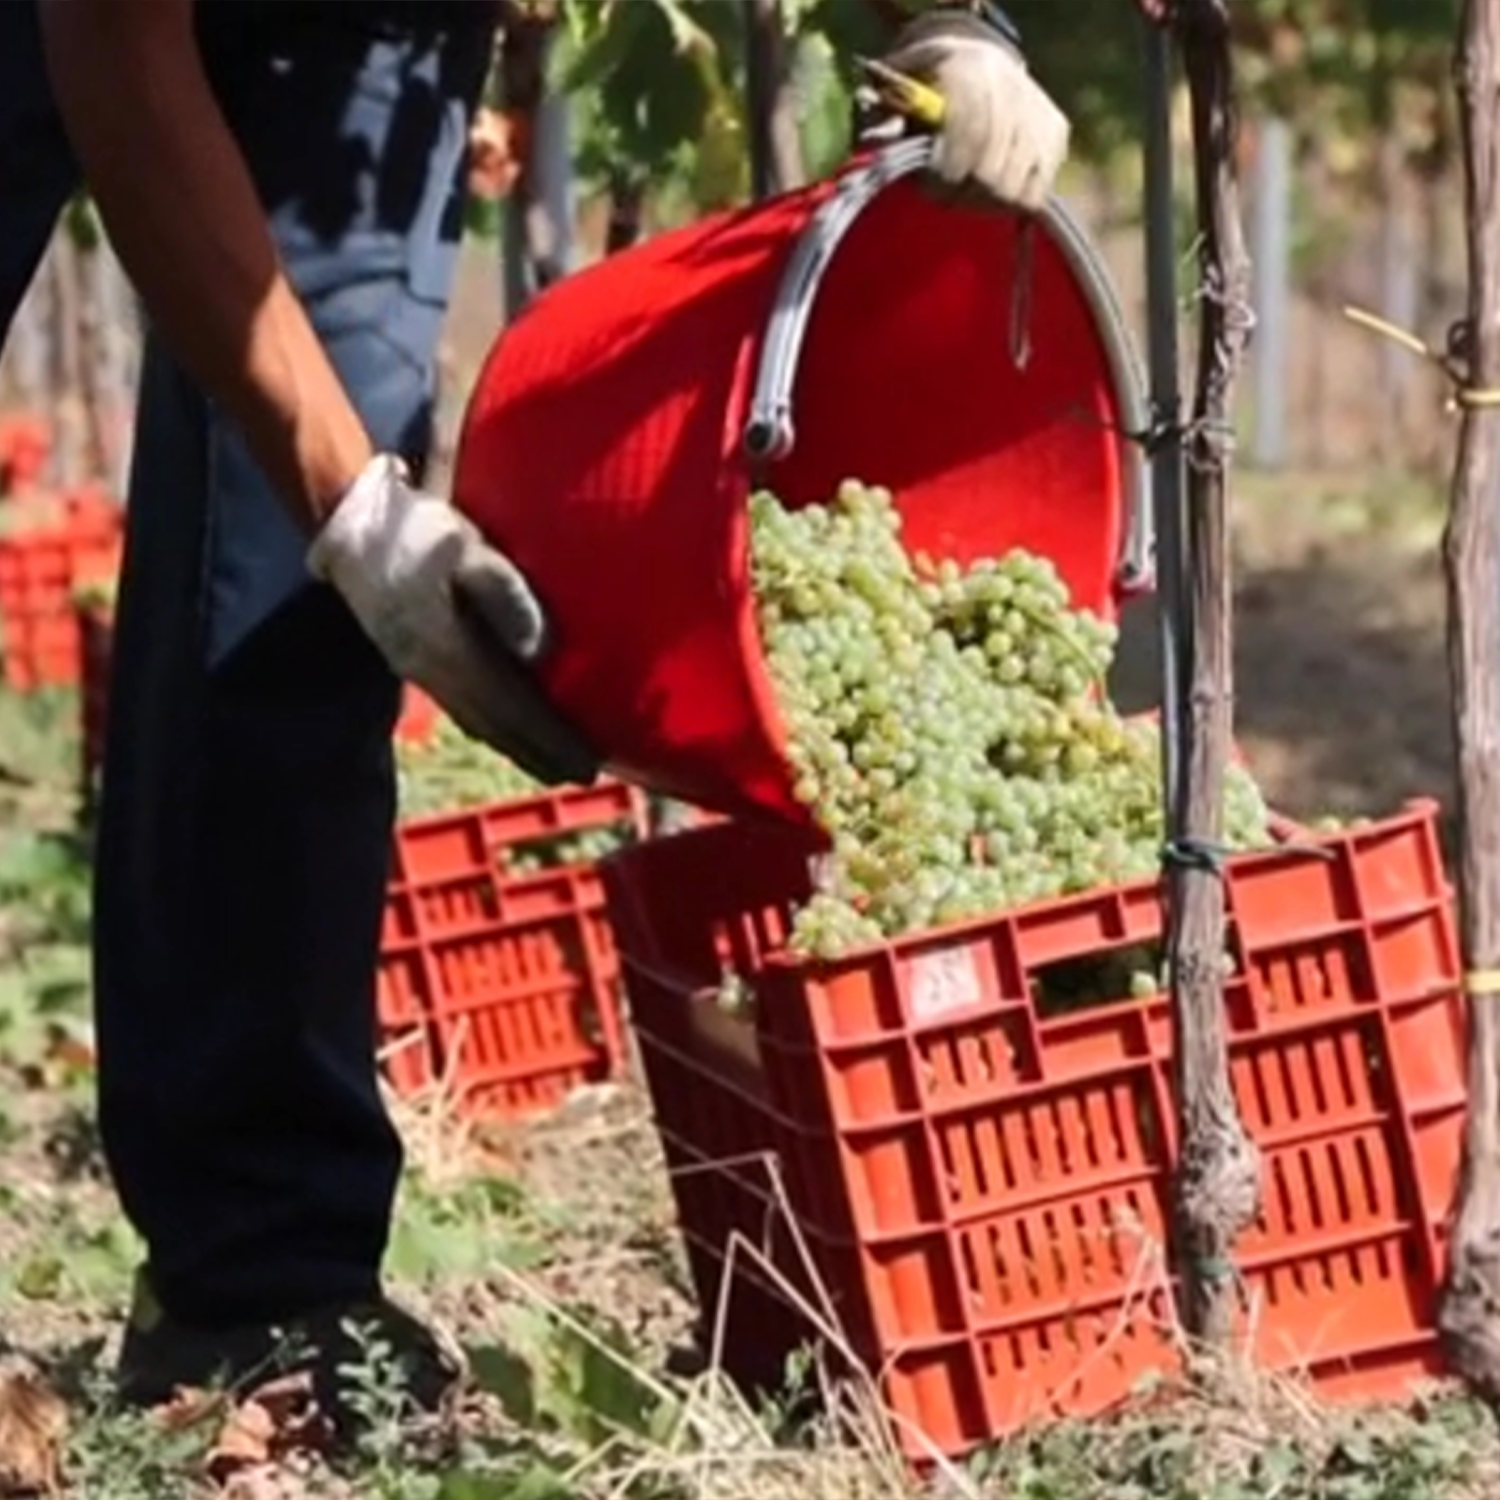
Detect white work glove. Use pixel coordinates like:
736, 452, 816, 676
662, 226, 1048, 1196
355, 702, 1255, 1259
879, 8, 1070, 211
307, 454, 600, 787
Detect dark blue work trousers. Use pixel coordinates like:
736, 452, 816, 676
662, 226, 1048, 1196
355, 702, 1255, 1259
0, 3, 493, 1325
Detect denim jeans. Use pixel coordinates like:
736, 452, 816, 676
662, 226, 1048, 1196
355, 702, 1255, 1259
0, 2, 493, 1324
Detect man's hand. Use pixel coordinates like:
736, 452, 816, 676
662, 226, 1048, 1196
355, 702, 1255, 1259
880, 8, 1069, 210
307, 456, 600, 787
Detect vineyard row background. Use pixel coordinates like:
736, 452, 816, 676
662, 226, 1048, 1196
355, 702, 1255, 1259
0, 5, 1467, 494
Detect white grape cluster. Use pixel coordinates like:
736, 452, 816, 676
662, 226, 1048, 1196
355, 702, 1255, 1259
749, 480, 1272, 960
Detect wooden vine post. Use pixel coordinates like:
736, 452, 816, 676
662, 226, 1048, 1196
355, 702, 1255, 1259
496, 0, 565, 313
1437, 0, 1500, 1401
1160, 0, 1262, 1345
744, 0, 807, 200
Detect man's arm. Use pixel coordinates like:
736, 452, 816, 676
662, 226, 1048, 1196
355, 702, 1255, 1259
38, 0, 372, 533
39, 0, 599, 783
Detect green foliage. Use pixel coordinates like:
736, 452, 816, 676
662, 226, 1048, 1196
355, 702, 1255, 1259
63, 193, 105, 255
2, 1196, 140, 1308
384, 1173, 556, 1289
473, 0, 1466, 267
531, 0, 1466, 230
997, 0, 1463, 189
967, 1389, 1488, 1500
546, 0, 863, 218
0, 827, 94, 1098
1006, 0, 1146, 166
1233, 0, 1457, 129
554, 0, 751, 209
471, 1304, 675, 1452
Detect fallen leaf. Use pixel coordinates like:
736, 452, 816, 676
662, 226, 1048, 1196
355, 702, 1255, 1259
204, 1373, 330, 1486
44, 1020, 95, 1072
207, 1400, 276, 1480
0, 1357, 67, 1498
150, 1385, 225, 1433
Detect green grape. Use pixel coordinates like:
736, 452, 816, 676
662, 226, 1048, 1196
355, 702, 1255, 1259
396, 716, 544, 817
715, 971, 757, 1018
748, 480, 1275, 962
396, 716, 638, 873
73, 575, 118, 611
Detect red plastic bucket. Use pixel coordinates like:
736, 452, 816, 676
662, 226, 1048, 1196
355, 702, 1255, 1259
454, 141, 1151, 827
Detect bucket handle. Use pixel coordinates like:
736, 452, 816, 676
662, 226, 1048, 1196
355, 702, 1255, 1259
741, 138, 1155, 597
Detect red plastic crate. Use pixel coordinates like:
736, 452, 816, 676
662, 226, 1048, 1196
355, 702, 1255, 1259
0, 497, 122, 690
603, 801, 1467, 1461
396, 686, 440, 746
0, 412, 51, 493
379, 780, 650, 1120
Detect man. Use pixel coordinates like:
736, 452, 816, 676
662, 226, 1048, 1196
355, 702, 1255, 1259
0, 0, 1070, 1427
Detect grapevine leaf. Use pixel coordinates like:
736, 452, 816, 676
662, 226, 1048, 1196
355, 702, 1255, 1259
468, 1343, 538, 1427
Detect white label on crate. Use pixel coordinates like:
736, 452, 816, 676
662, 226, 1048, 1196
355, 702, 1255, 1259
907, 945, 985, 1024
